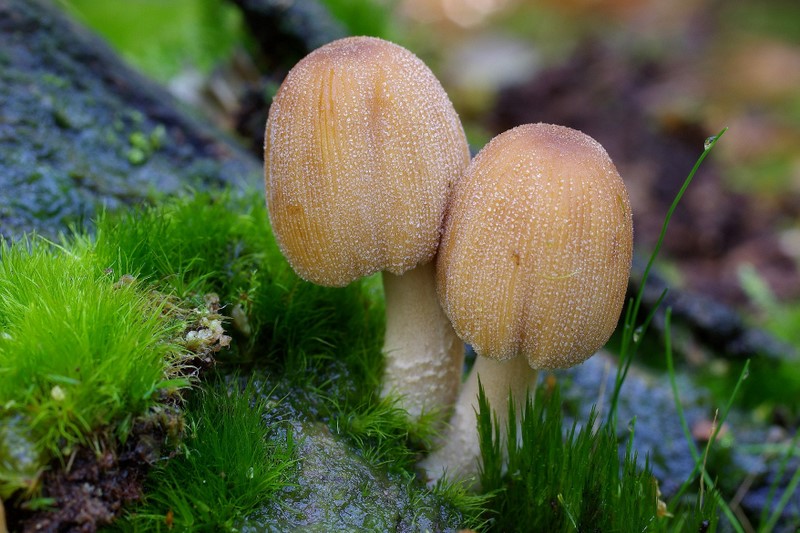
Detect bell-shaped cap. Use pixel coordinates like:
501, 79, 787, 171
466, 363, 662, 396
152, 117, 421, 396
437, 123, 633, 369
265, 36, 470, 286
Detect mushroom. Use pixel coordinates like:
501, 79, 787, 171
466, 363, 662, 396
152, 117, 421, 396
265, 36, 470, 423
420, 123, 633, 483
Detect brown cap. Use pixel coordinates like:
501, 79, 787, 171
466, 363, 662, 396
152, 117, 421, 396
437, 123, 633, 369
265, 36, 470, 286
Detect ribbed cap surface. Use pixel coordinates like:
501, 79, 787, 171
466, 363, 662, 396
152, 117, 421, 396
265, 36, 470, 286
437, 123, 633, 369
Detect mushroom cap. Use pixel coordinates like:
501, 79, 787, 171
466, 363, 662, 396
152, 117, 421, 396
437, 123, 633, 369
265, 36, 470, 287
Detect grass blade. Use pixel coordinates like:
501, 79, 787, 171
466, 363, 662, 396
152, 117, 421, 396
607, 127, 728, 427
664, 307, 747, 533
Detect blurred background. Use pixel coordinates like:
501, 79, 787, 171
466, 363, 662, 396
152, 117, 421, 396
55, 0, 800, 409
56, 0, 800, 312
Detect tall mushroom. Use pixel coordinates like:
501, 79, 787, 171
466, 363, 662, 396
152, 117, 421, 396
421, 123, 633, 483
265, 37, 470, 423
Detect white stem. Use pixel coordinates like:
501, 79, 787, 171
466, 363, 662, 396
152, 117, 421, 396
381, 261, 464, 425
419, 355, 538, 487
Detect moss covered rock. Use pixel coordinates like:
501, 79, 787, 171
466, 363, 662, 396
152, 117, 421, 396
0, 0, 261, 240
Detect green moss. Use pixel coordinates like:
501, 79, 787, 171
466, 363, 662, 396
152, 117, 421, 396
327, 394, 437, 469
89, 192, 426, 470
0, 239, 184, 497
111, 378, 296, 532
1, 189, 466, 528
124, 125, 167, 165
476, 385, 661, 531
89, 193, 252, 298
52, 105, 74, 129
40, 73, 69, 89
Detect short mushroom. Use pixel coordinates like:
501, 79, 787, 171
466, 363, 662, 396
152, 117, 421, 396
265, 36, 470, 423
421, 123, 633, 483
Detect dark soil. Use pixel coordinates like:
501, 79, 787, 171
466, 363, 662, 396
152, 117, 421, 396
7, 408, 180, 533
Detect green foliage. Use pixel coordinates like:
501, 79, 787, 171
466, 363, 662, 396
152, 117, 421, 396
0, 239, 181, 497
607, 129, 728, 428
740, 263, 800, 366
760, 428, 800, 531
59, 0, 244, 82
477, 385, 663, 531
429, 476, 491, 531
1, 191, 450, 524
112, 379, 296, 532
665, 308, 743, 532
721, 0, 800, 44
320, 0, 396, 40
329, 393, 439, 469
253, 264, 427, 470
676, 263, 800, 415
247, 253, 384, 372
91, 191, 382, 360
91, 191, 422, 473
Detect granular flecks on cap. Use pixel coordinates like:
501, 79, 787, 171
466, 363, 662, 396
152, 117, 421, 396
266, 36, 470, 286
437, 123, 633, 370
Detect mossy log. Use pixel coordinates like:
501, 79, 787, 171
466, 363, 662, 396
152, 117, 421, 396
0, 0, 261, 240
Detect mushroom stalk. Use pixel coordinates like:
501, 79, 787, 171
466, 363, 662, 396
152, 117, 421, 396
423, 123, 633, 484
264, 36, 471, 427
382, 261, 464, 423
420, 355, 538, 485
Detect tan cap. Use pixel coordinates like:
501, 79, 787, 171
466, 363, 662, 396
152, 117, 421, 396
265, 36, 470, 287
437, 123, 633, 369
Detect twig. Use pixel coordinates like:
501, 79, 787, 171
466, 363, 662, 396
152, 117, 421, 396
730, 473, 756, 533
0, 496, 7, 533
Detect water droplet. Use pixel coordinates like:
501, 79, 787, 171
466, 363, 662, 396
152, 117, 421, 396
704, 136, 717, 150
632, 326, 644, 343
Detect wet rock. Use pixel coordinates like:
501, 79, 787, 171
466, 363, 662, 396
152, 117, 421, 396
238, 372, 464, 532
559, 353, 800, 528
0, 0, 261, 241
241, 421, 459, 531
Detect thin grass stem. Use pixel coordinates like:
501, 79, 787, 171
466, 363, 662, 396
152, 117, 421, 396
664, 308, 746, 533
607, 128, 728, 427
760, 426, 800, 531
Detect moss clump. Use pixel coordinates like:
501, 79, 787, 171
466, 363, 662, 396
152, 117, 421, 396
0, 240, 186, 498
476, 384, 662, 531
111, 379, 296, 532
88, 192, 254, 299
